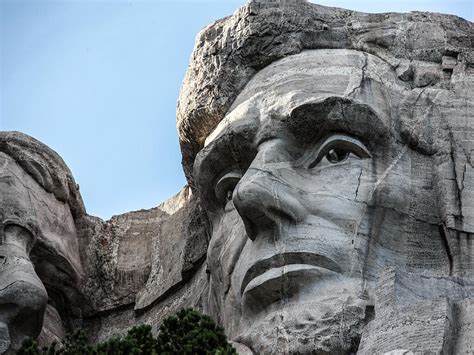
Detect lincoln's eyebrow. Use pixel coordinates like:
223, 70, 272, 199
254, 118, 293, 147
193, 119, 258, 185
194, 97, 391, 184
287, 96, 391, 146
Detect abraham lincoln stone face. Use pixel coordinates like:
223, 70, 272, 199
195, 49, 446, 353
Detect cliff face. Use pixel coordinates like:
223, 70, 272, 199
1, 1, 474, 354
67, 187, 208, 343
35, 0, 474, 352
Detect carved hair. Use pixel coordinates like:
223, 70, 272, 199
0, 131, 85, 219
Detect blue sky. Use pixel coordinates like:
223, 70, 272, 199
1, 0, 472, 219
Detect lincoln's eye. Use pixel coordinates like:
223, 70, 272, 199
308, 134, 371, 169
326, 148, 350, 163
214, 171, 242, 208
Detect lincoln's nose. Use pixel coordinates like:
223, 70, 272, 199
232, 139, 306, 241
0, 225, 48, 354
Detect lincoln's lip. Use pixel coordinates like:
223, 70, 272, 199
241, 252, 342, 295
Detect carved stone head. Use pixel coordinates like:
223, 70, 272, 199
0, 132, 84, 353
178, 2, 473, 353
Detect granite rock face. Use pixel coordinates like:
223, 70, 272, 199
178, 0, 473, 353
1, 0, 473, 354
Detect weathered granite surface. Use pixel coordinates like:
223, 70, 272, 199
0, 0, 473, 354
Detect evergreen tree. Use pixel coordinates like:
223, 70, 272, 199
156, 309, 235, 355
17, 308, 236, 355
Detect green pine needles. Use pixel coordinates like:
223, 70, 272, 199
17, 308, 236, 355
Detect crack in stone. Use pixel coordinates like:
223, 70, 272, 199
355, 145, 409, 280
438, 224, 454, 276
346, 52, 368, 98
449, 133, 464, 223
355, 169, 363, 200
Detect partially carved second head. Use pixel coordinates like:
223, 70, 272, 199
178, 3, 473, 353
0, 132, 84, 353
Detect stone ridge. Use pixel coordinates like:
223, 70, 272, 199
177, 1, 473, 183
75, 188, 208, 345
77, 187, 207, 314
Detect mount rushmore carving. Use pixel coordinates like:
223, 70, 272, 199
1, 0, 473, 353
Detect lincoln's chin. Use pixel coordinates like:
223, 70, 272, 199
237, 287, 372, 355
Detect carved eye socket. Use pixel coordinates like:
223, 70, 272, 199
214, 171, 242, 208
326, 148, 350, 163
45, 286, 66, 316
308, 134, 371, 169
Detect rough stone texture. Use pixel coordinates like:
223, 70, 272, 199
359, 269, 474, 353
134, 188, 206, 311
79, 187, 207, 315
1, 1, 473, 354
83, 265, 207, 345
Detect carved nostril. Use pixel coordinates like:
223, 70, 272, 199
241, 216, 258, 241
233, 179, 267, 241
235, 203, 268, 241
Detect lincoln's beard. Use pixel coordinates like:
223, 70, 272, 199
235, 291, 372, 354
206, 204, 377, 354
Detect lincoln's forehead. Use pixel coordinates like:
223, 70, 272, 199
205, 49, 400, 148
227, 49, 395, 114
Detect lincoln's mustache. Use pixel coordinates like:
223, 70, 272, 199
241, 251, 342, 295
